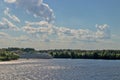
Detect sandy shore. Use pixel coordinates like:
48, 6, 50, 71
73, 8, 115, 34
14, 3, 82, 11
0, 59, 41, 64
0, 59, 24, 64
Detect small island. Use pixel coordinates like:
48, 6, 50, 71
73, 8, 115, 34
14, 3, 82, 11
0, 47, 120, 61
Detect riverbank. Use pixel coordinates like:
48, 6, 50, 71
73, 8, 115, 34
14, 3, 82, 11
0, 59, 35, 64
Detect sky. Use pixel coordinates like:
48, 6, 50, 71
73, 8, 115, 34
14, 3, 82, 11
0, 0, 120, 50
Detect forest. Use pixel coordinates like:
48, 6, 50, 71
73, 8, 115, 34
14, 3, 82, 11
0, 47, 120, 61
40, 49, 120, 59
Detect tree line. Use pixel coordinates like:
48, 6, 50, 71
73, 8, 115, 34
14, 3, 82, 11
0, 47, 36, 61
46, 49, 120, 59
0, 49, 19, 61
0, 47, 120, 60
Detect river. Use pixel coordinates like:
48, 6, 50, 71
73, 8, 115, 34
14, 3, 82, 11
0, 59, 120, 80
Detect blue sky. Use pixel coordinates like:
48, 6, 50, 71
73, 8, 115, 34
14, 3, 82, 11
46, 0, 120, 30
0, 0, 120, 49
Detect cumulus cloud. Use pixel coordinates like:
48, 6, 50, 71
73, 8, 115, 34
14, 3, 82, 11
57, 24, 111, 42
4, 0, 55, 23
0, 17, 19, 31
3, 0, 111, 43
25, 21, 50, 27
4, 8, 20, 23
22, 20, 111, 42
22, 21, 54, 42
96, 24, 111, 39
23, 21, 54, 34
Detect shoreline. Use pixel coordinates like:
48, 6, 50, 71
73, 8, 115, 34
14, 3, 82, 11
0, 58, 120, 65
0, 59, 34, 64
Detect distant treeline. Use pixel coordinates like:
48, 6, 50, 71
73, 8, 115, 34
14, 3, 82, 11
1, 48, 120, 60
40, 49, 120, 60
3, 47, 36, 52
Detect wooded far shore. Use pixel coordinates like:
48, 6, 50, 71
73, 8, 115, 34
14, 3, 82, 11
0, 48, 120, 61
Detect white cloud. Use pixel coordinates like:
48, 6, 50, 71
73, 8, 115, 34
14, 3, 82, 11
0, 17, 19, 31
23, 21, 54, 34
4, 8, 20, 23
22, 21, 54, 42
22, 21, 111, 42
2, 0, 112, 49
96, 24, 110, 39
4, 0, 111, 42
4, 0, 55, 23
22, 26, 37, 34
4, 0, 16, 3
14, 35, 31, 42
25, 21, 50, 27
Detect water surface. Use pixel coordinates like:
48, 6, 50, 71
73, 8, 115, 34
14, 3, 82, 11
0, 59, 120, 80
